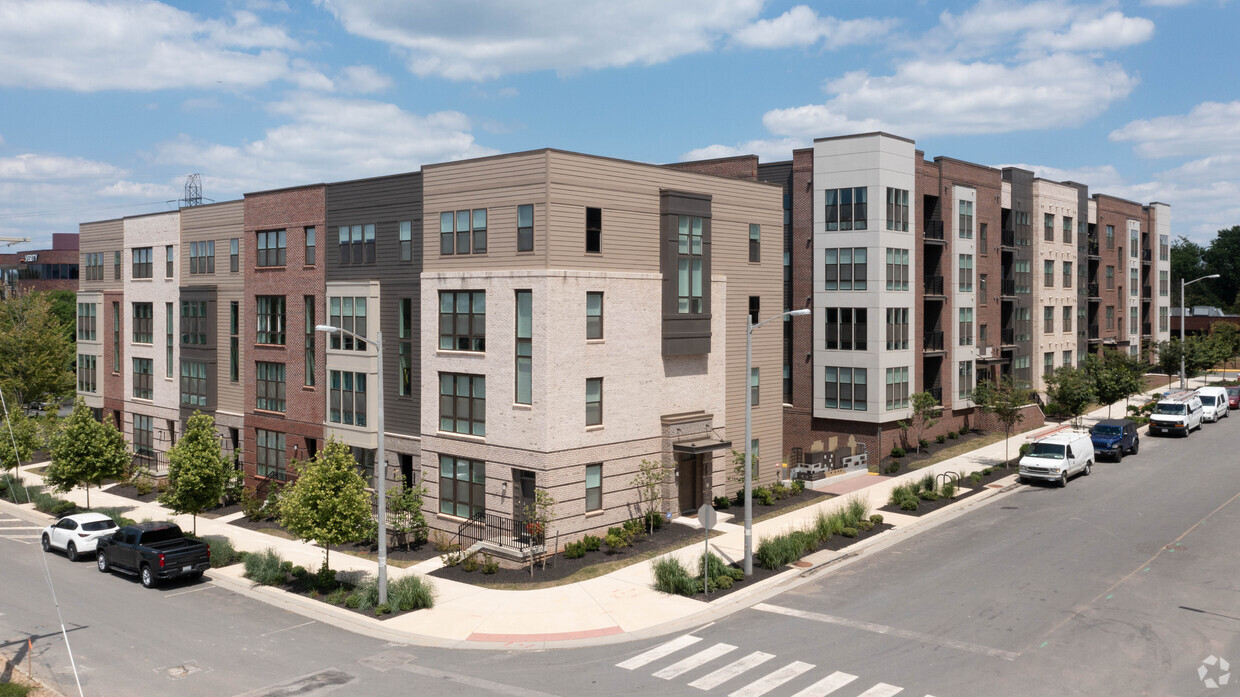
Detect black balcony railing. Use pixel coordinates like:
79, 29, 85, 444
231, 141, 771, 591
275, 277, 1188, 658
132, 449, 169, 477
923, 219, 944, 240
923, 330, 944, 351
1087, 239, 1100, 256
1001, 279, 1016, 297
924, 275, 944, 296
1001, 327, 1015, 345
1088, 283, 1100, 298
455, 511, 537, 555
1142, 286, 1152, 299
1088, 325, 1100, 340
928, 386, 943, 404
1142, 323, 1152, 335
1001, 229, 1016, 247
1142, 248, 1152, 262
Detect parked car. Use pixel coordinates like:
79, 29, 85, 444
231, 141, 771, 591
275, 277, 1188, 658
1196, 386, 1230, 422
1227, 386, 1240, 410
1019, 430, 1095, 487
95, 522, 211, 589
41, 513, 119, 562
1089, 419, 1140, 462
1149, 391, 1204, 436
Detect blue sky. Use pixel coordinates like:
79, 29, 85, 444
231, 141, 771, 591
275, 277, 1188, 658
2, 0, 1237, 251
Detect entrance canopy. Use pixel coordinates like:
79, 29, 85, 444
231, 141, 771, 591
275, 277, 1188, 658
672, 437, 732, 455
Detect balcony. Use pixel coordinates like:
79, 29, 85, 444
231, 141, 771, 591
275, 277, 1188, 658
1001, 327, 1016, 346
1087, 239, 1100, 258
1142, 248, 1153, 263
1088, 325, 1100, 341
923, 219, 945, 242
923, 330, 944, 352
1088, 283, 1100, 298
928, 386, 943, 405
1142, 323, 1152, 335
924, 275, 945, 296
1142, 286, 1152, 300
1001, 279, 1016, 297
1001, 229, 1016, 248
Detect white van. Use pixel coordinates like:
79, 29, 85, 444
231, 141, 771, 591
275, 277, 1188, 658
1149, 391, 1204, 436
1019, 431, 1095, 487
1195, 386, 1230, 423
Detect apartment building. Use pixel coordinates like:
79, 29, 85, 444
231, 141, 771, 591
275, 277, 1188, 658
1031, 178, 1083, 390
76, 222, 120, 425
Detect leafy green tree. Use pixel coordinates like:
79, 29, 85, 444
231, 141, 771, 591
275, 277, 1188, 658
1087, 348, 1147, 417
730, 448, 759, 490
972, 377, 1033, 467
630, 458, 669, 534
1202, 225, 1240, 313
1170, 236, 1216, 308
521, 488, 557, 572
0, 409, 42, 474
1044, 366, 1096, 428
0, 291, 75, 409
1209, 321, 1240, 378
898, 391, 941, 454
46, 399, 129, 508
159, 412, 230, 535
278, 437, 372, 569
39, 290, 78, 347
388, 481, 429, 551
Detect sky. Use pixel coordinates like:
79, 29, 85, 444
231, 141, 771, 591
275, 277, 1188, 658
1, 0, 1238, 252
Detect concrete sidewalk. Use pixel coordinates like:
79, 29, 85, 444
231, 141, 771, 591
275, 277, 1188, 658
1, 375, 1206, 649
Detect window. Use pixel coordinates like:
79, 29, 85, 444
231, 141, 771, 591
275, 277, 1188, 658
1106, 225, 1115, 249
181, 360, 207, 407
133, 358, 153, 399
586, 292, 603, 340
1063, 350, 1072, 367
1160, 234, 1169, 261
399, 298, 413, 397
439, 210, 487, 256
824, 187, 867, 231
749, 296, 760, 327
518, 204, 534, 252
229, 301, 239, 382
1105, 266, 1114, 289
1106, 306, 1115, 330
823, 247, 867, 290
585, 464, 602, 512
440, 373, 485, 436
131, 247, 152, 279
745, 223, 761, 262
980, 324, 988, 345
886, 248, 909, 291
1063, 216, 1073, 244
515, 291, 532, 405
824, 308, 868, 350
329, 370, 366, 426
133, 414, 153, 462
230, 238, 239, 272
257, 230, 286, 267
1160, 306, 1169, 332
255, 429, 286, 481
1130, 306, 1138, 335
886, 308, 909, 350
77, 354, 97, 393
180, 300, 208, 345
336, 224, 376, 265
328, 297, 367, 350
255, 362, 286, 412
132, 302, 153, 343
958, 200, 973, 239
886, 188, 909, 231
1160, 270, 1169, 297
1044, 213, 1055, 242
959, 361, 973, 401
1129, 268, 1138, 296
189, 241, 215, 274
677, 215, 705, 313
979, 223, 988, 252
439, 290, 485, 351
1063, 305, 1073, 333
1063, 261, 1073, 288
165, 245, 174, 278
304, 296, 315, 387
1040, 260, 1052, 288
83, 252, 103, 281
1044, 305, 1054, 334
1044, 352, 1054, 374
112, 301, 120, 372
1130, 229, 1139, 258
76, 303, 97, 341
398, 221, 411, 262
885, 367, 910, 411
750, 368, 760, 406
1015, 307, 1032, 342
304, 227, 316, 266
824, 367, 867, 410
958, 308, 973, 345
439, 455, 484, 518
586, 377, 603, 426
165, 303, 173, 377
585, 207, 601, 253
113, 251, 121, 280
959, 254, 973, 292
256, 296, 286, 345
979, 274, 987, 302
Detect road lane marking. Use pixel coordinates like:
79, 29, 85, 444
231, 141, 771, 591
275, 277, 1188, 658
260, 620, 316, 637
0, 536, 34, 544
654, 643, 736, 679
688, 651, 774, 690
397, 663, 563, 697
753, 603, 1020, 661
855, 684, 903, 697
787, 671, 858, 697
617, 634, 702, 670
165, 585, 219, 597
729, 660, 814, 697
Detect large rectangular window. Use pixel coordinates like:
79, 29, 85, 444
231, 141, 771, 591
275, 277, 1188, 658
958, 200, 973, 239
439, 455, 484, 518
131, 247, 152, 279
439, 291, 485, 351
886, 248, 909, 291
132, 358, 153, 399
399, 298, 413, 397
180, 300, 208, 345
305, 226, 316, 266
515, 291, 532, 405
885, 366, 910, 411
517, 204, 534, 252
1044, 213, 1055, 242
823, 307, 867, 351
189, 241, 215, 275
337, 224, 376, 265
750, 368, 760, 406
229, 238, 239, 272
133, 414, 153, 462
83, 253, 103, 281
229, 301, 239, 382
959, 361, 973, 401
399, 221, 411, 262
1044, 260, 1054, 288
328, 297, 367, 350
1044, 305, 1054, 334
132, 302, 153, 344
585, 207, 602, 253
748, 223, 761, 262
1106, 305, 1115, 330
585, 464, 602, 512
181, 360, 207, 407
886, 188, 909, 231
886, 308, 909, 350
958, 307, 973, 345
439, 373, 485, 436
1130, 267, 1139, 296
77, 354, 97, 393
256, 296, 286, 345
1105, 266, 1114, 289
1160, 270, 1169, 297
1063, 261, 1073, 288
824, 187, 867, 231
586, 377, 603, 426
112, 301, 120, 372
1063, 216, 1073, 244
304, 296, 315, 387
676, 215, 704, 313
1063, 305, 1073, 333
586, 292, 603, 340
166, 245, 175, 278
255, 362, 286, 413
76, 303, 97, 341
256, 230, 286, 267
823, 247, 867, 290
1106, 225, 1115, 249
959, 254, 973, 292
165, 303, 173, 377
255, 429, 286, 481
329, 370, 367, 426
113, 251, 121, 280
823, 367, 867, 411
439, 210, 487, 256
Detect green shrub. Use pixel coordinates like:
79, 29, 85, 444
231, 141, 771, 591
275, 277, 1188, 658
917, 489, 940, 501
890, 447, 905, 458
885, 463, 900, 474
133, 476, 154, 496
935, 434, 947, 444
713, 495, 732, 509
857, 520, 874, 532
918, 473, 936, 493
50, 499, 76, 516
461, 554, 480, 572
240, 486, 266, 521
202, 535, 241, 568
942, 481, 957, 498
389, 574, 436, 611
812, 510, 834, 542
604, 533, 626, 553
755, 531, 814, 569
888, 483, 916, 506
582, 535, 602, 552
479, 553, 498, 574
982, 467, 994, 476
374, 603, 391, 617
344, 593, 362, 609
280, 560, 294, 574
644, 510, 665, 530
607, 526, 624, 539
753, 487, 774, 506
314, 563, 337, 590
947, 430, 958, 440
291, 565, 307, 578
899, 496, 919, 511
622, 518, 644, 537
869, 514, 884, 525
714, 574, 733, 590
440, 550, 464, 567
563, 541, 586, 559
790, 479, 806, 494
918, 438, 930, 451
326, 588, 349, 606
841, 527, 858, 538
243, 548, 287, 586
969, 472, 984, 485
770, 481, 788, 500
698, 551, 734, 583
844, 495, 870, 528
351, 578, 381, 613
652, 556, 698, 596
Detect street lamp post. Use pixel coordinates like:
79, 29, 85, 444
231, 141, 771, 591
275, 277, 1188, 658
315, 324, 386, 605
744, 308, 811, 577
1179, 274, 1219, 389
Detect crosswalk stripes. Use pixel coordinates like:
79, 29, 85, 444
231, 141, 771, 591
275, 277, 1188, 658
615, 633, 932, 697
0, 516, 41, 545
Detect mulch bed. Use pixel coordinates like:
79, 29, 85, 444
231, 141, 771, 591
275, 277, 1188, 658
228, 514, 437, 565
874, 429, 993, 475
877, 467, 1014, 517
102, 482, 159, 504
243, 570, 427, 622
714, 487, 832, 520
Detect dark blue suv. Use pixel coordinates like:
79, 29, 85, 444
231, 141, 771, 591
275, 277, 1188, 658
1090, 419, 1140, 462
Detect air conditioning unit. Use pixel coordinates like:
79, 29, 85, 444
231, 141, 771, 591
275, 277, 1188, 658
978, 346, 993, 359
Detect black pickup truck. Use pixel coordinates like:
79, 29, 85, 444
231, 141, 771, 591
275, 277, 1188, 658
95, 522, 211, 588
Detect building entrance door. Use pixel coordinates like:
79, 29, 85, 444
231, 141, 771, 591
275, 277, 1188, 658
677, 454, 703, 514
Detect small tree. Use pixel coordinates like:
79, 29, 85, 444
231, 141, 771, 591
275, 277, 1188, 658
278, 437, 372, 570
898, 391, 941, 454
1044, 366, 1096, 428
46, 399, 129, 508
730, 448, 759, 491
388, 481, 429, 551
1087, 348, 1146, 417
630, 458, 669, 534
972, 377, 1033, 467
0, 290, 75, 409
521, 488, 557, 572
1212, 321, 1240, 379
0, 409, 41, 474
159, 411, 230, 535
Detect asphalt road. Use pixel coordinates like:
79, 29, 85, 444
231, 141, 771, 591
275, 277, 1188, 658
3, 415, 1239, 697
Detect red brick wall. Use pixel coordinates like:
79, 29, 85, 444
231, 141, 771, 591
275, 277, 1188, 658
103, 290, 124, 405
663, 155, 759, 181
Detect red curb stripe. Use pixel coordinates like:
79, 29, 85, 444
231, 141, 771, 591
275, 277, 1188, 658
466, 626, 624, 643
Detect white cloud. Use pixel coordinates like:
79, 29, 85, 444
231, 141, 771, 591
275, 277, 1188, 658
680, 137, 809, 163
319, 0, 765, 80
0, 0, 300, 91
1002, 163, 1127, 192
1024, 11, 1155, 51
1109, 101, 1240, 158
0, 153, 125, 180
935, 1, 1155, 58
730, 5, 897, 49
1141, 0, 1194, 6
338, 65, 393, 94
96, 180, 179, 199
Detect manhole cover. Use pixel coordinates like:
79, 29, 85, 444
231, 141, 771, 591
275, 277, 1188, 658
792, 561, 812, 568
164, 664, 201, 679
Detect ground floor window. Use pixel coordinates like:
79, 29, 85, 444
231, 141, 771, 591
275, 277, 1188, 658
256, 429, 286, 481
439, 455, 484, 518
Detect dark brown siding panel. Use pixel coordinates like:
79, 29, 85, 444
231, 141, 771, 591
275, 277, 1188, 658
660, 190, 712, 356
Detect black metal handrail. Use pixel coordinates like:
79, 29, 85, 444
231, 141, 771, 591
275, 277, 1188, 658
928, 386, 942, 404
924, 275, 944, 296
1088, 283, 1100, 298
1142, 248, 1152, 262
1087, 240, 1100, 256
923, 220, 944, 240
1001, 230, 1016, 247
1001, 279, 1016, 297
923, 331, 944, 351
1088, 325, 1100, 340
132, 449, 169, 477
455, 511, 532, 554
1001, 327, 1015, 345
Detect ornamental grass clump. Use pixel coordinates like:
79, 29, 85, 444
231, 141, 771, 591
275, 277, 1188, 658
652, 556, 698, 597
243, 548, 287, 586
388, 574, 435, 611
